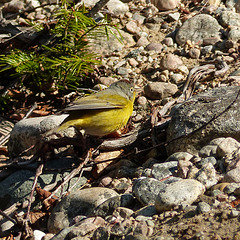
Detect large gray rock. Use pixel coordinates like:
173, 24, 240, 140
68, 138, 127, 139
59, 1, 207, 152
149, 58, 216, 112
226, 0, 240, 13
48, 187, 119, 233
219, 11, 240, 27
82, 0, 129, 16
155, 179, 205, 212
90, 29, 135, 55
167, 86, 240, 155
176, 14, 221, 46
8, 115, 69, 157
107, 0, 129, 16
228, 26, 240, 41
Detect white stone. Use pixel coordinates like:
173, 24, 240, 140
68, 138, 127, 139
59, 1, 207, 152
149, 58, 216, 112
170, 73, 185, 83
224, 168, 240, 183
8, 115, 69, 157
216, 137, 240, 158
81, 0, 99, 8
107, 0, 129, 16
151, 0, 180, 11
194, 163, 219, 189
155, 179, 205, 212
33, 230, 46, 240
177, 65, 189, 75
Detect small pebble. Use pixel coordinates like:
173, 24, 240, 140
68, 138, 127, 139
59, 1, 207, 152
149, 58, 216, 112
216, 193, 228, 202
197, 202, 211, 213
211, 189, 223, 197
160, 53, 183, 71
126, 21, 140, 34
155, 179, 205, 212
162, 37, 174, 46
145, 43, 163, 53
129, 58, 139, 67
170, 73, 184, 83
189, 48, 201, 59
136, 37, 150, 47
230, 209, 240, 218
137, 96, 148, 106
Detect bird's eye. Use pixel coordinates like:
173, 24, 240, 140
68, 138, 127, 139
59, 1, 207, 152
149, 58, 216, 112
130, 87, 134, 93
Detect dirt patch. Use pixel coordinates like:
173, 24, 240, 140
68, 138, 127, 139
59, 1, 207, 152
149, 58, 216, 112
152, 195, 240, 240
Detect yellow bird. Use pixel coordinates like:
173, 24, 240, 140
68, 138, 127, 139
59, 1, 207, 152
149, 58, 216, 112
57, 80, 136, 137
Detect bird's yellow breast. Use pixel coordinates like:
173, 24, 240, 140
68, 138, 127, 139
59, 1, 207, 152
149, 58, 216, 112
58, 100, 133, 136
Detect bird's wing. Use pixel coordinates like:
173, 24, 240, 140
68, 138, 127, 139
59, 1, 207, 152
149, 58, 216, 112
63, 91, 128, 112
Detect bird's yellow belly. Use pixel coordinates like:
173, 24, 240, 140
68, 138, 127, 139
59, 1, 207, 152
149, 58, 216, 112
59, 104, 133, 136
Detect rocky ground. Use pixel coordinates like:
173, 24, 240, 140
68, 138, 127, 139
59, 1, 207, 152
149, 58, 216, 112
1, 0, 240, 239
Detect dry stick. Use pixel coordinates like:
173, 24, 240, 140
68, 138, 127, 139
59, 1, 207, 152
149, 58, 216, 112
182, 64, 216, 100
25, 163, 44, 220
0, 203, 19, 222
198, 0, 209, 14
62, 158, 88, 195
0, 209, 17, 225
14, 163, 44, 240
0, 150, 40, 171
186, 60, 229, 99
22, 102, 38, 120
43, 150, 91, 205
99, 128, 149, 151
214, 60, 229, 77
158, 100, 176, 117
0, 133, 11, 148
88, 0, 111, 17
2, 25, 37, 43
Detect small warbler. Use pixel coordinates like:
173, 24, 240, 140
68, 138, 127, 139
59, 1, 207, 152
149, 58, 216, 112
57, 80, 136, 136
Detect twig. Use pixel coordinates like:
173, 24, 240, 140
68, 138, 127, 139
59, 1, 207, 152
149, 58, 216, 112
88, 0, 111, 18
99, 129, 150, 151
43, 150, 91, 205
214, 59, 229, 77
22, 102, 38, 120
0, 209, 17, 225
158, 100, 176, 117
0, 203, 19, 222
198, 0, 209, 14
62, 161, 86, 195
25, 163, 44, 221
0, 134, 10, 147
182, 64, 216, 100
227, 76, 240, 81
1, 25, 37, 43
